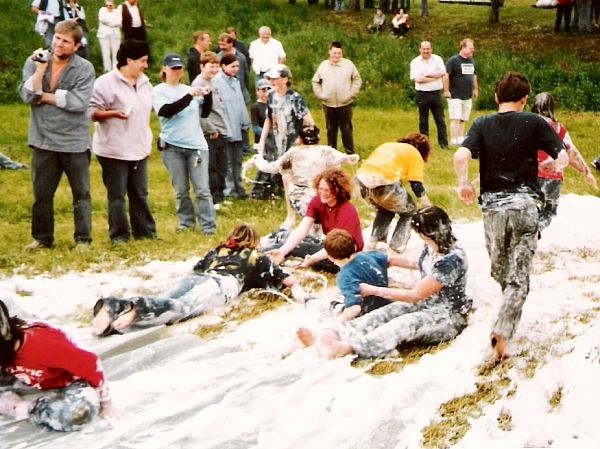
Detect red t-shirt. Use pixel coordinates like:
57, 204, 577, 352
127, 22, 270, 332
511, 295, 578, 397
6, 323, 109, 401
305, 196, 364, 250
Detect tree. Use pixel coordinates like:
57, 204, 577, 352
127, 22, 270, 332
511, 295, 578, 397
350, 0, 361, 10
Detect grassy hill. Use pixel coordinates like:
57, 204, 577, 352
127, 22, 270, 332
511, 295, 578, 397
0, 0, 599, 274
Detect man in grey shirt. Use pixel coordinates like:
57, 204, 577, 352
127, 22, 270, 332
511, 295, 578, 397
18, 20, 95, 249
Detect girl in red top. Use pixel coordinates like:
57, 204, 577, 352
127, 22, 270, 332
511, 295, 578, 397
0, 300, 114, 431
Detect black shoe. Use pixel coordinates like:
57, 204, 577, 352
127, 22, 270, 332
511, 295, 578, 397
591, 159, 600, 171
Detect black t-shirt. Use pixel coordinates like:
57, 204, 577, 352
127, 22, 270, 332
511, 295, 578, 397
251, 102, 268, 143
193, 246, 289, 292
462, 111, 564, 194
446, 54, 476, 100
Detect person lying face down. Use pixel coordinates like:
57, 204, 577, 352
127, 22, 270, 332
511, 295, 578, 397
92, 224, 296, 337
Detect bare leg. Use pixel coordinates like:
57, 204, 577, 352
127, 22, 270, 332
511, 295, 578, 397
281, 173, 296, 229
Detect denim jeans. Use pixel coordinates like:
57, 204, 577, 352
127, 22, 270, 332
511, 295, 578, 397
359, 180, 417, 252
31, 148, 92, 246
161, 145, 215, 234
223, 140, 246, 197
96, 155, 156, 242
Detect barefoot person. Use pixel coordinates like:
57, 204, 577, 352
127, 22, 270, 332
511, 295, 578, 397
453, 72, 568, 360
297, 206, 472, 359
0, 300, 115, 431
92, 225, 296, 336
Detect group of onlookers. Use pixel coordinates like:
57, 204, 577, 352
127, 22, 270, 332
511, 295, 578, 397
31, 0, 146, 72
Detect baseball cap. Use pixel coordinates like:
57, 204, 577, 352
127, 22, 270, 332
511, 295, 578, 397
256, 79, 272, 90
162, 53, 184, 69
264, 64, 292, 80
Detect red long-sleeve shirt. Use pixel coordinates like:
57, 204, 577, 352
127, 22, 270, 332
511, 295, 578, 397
5, 323, 109, 401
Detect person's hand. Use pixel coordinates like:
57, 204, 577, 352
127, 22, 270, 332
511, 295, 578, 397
209, 131, 219, 140
100, 399, 122, 422
457, 181, 475, 205
113, 110, 129, 120
266, 250, 285, 265
359, 282, 377, 297
443, 91, 451, 99
190, 87, 202, 97
296, 255, 313, 270
31, 48, 49, 69
538, 158, 556, 173
241, 157, 256, 180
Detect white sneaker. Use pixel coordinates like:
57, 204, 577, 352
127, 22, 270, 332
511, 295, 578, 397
450, 138, 459, 146
457, 136, 465, 145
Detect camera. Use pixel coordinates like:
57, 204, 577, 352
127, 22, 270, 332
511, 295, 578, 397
32, 50, 50, 63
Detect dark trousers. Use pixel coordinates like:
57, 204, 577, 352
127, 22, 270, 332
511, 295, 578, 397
206, 134, 228, 203
96, 155, 156, 242
31, 148, 91, 246
415, 90, 448, 147
124, 26, 146, 42
555, 3, 573, 31
323, 103, 355, 154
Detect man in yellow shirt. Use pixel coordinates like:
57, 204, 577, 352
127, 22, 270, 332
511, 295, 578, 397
357, 132, 432, 252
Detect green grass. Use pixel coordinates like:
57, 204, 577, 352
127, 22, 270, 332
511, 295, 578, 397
1, 0, 599, 275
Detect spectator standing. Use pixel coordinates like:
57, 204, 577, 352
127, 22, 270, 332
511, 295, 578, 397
213, 27, 251, 65
31, 0, 65, 48
555, 0, 574, 31
217, 32, 251, 105
89, 40, 157, 244
153, 53, 216, 235
443, 38, 478, 146
410, 41, 448, 150
119, 0, 146, 41
213, 54, 250, 199
187, 31, 211, 84
453, 72, 568, 360
249, 79, 281, 199
248, 26, 286, 82
63, 0, 89, 59
18, 20, 95, 250
192, 52, 230, 205
97, 0, 122, 72
312, 41, 362, 154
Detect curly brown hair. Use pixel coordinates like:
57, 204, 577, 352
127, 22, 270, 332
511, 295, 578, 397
397, 132, 431, 162
312, 168, 352, 204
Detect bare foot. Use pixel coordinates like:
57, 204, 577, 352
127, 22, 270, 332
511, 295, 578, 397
319, 329, 353, 359
92, 304, 112, 336
297, 327, 316, 347
491, 333, 510, 361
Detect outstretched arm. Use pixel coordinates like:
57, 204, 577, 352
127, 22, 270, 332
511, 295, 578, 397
359, 275, 443, 304
267, 216, 315, 265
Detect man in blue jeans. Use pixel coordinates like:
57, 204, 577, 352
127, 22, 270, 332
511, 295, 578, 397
18, 20, 95, 249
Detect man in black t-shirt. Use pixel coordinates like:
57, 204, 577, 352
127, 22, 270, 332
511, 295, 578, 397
443, 38, 478, 146
453, 71, 568, 361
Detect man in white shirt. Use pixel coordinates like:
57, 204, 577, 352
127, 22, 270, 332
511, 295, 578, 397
248, 26, 286, 83
409, 41, 448, 149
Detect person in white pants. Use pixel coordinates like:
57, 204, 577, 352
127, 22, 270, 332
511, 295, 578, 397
96, 0, 121, 72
